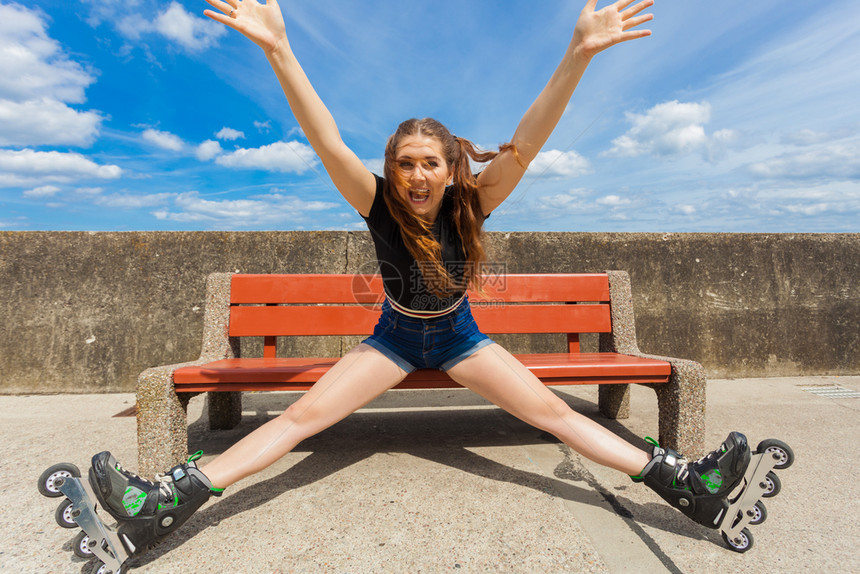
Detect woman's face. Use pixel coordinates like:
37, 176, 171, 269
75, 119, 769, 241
393, 134, 453, 221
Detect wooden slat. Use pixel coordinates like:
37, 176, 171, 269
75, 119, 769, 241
472, 273, 610, 303
471, 304, 610, 334
173, 353, 671, 392
231, 274, 385, 304
229, 306, 381, 337
229, 303, 611, 337
230, 273, 610, 304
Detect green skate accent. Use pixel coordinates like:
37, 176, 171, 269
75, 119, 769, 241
122, 486, 147, 516
701, 469, 723, 494
157, 485, 179, 510
630, 437, 660, 481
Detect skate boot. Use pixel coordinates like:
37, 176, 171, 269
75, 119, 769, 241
89, 451, 219, 551
38, 451, 222, 573
634, 432, 751, 527
633, 432, 794, 553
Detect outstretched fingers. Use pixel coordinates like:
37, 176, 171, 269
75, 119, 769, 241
613, 0, 651, 14
615, 0, 653, 41
203, 0, 238, 24
620, 0, 654, 27
622, 14, 653, 33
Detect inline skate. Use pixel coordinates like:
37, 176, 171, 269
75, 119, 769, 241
38, 451, 220, 573
634, 431, 794, 552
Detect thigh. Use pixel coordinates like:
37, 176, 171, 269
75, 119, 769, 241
444, 343, 571, 428
285, 342, 410, 433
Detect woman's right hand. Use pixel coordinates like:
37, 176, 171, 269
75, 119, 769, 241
203, 0, 288, 54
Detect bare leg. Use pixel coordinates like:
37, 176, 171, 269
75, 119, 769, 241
446, 344, 650, 476
200, 344, 408, 488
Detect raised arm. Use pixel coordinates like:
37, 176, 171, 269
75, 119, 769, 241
204, 0, 376, 216
477, 0, 653, 215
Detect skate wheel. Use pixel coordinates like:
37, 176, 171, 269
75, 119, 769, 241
55, 498, 79, 529
38, 463, 81, 498
747, 500, 767, 525
755, 439, 794, 470
761, 470, 781, 498
73, 530, 95, 558
722, 527, 754, 553
90, 561, 125, 574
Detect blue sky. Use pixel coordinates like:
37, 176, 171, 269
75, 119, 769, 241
1, 0, 858, 232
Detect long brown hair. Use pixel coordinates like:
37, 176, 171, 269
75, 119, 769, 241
382, 118, 518, 296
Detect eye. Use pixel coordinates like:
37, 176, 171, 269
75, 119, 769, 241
426, 160, 439, 168
398, 161, 414, 171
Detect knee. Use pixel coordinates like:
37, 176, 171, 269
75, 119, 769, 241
535, 402, 584, 436
277, 401, 326, 438
281, 402, 312, 426
521, 396, 575, 432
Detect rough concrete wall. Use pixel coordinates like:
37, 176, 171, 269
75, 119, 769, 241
481, 232, 860, 378
0, 232, 347, 393
1, 231, 857, 393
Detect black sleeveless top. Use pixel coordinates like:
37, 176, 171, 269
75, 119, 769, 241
361, 175, 487, 315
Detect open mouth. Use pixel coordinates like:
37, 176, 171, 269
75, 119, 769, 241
409, 188, 430, 204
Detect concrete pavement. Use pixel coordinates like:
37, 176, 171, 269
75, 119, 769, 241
4, 375, 859, 573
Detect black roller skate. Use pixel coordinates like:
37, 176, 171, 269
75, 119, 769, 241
38, 451, 220, 573
634, 432, 794, 552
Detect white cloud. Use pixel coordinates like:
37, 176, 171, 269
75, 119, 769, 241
781, 129, 833, 146
195, 139, 223, 161
215, 141, 319, 173
94, 192, 173, 208
142, 128, 185, 152
0, 98, 102, 147
216, 127, 245, 141
153, 2, 226, 52
596, 195, 631, 207
80, 0, 143, 28
530, 188, 595, 216
743, 182, 860, 222
254, 120, 272, 133
605, 101, 736, 161
527, 149, 592, 178
153, 191, 338, 227
23, 185, 61, 198
747, 141, 860, 180
0, 149, 121, 187
0, 4, 96, 103
0, 4, 103, 147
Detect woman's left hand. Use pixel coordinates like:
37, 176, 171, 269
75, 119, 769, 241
572, 0, 654, 60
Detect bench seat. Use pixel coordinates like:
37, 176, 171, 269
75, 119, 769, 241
173, 352, 671, 391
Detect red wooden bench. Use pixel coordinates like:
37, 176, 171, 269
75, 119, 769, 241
136, 271, 707, 477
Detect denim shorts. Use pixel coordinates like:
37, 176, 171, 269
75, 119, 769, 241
362, 297, 494, 373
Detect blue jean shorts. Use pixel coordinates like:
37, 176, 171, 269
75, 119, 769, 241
362, 297, 494, 373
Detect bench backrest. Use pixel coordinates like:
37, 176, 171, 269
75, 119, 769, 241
229, 273, 612, 357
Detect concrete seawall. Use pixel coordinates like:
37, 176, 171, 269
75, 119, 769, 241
1, 231, 857, 393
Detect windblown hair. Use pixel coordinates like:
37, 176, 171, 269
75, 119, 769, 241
382, 118, 519, 297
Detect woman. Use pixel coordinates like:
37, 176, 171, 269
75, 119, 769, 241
86, 0, 755, 565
